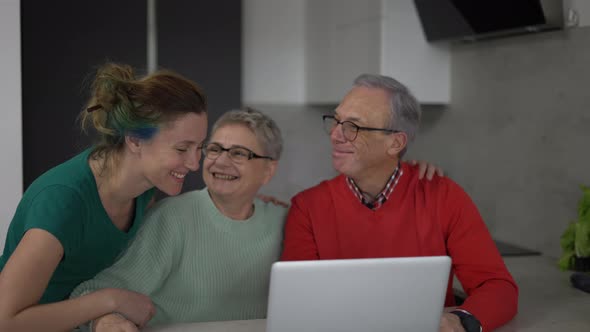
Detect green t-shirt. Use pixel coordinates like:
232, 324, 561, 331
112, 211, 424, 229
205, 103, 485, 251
0, 148, 154, 304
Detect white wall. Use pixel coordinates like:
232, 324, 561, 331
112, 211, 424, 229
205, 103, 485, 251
242, 0, 306, 104
380, 0, 450, 104
409, 27, 590, 258
0, 0, 22, 249
567, 0, 590, 27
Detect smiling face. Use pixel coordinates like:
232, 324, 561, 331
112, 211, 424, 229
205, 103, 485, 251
203, 123, 277, 202
331, 86, 405, 181
135, 112, 208, 196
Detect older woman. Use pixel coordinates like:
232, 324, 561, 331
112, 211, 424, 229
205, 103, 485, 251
71, 108, 286, 331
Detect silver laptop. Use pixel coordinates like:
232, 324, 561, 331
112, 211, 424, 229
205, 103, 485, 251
266, 256, 451, 332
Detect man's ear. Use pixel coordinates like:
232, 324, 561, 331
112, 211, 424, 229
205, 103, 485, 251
387, 132, 408, 157
261, 160, 278, 185
125, 135, 142, 153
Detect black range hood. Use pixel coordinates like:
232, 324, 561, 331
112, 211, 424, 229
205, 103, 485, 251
414, 0, 564, 42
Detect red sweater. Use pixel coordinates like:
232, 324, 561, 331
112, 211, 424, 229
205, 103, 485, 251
281, 163, 518, 331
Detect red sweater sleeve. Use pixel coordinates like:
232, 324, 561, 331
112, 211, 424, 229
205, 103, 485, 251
441, 180, 518, 331
280, 193, 320, 261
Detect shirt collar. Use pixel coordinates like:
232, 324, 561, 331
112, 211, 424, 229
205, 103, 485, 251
346, 162, 403, 210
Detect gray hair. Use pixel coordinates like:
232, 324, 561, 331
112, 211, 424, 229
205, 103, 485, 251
353, 74, 421, 155
211, 107, 283, 160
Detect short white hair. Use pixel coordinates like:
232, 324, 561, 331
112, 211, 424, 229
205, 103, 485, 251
212, 107, 283, 160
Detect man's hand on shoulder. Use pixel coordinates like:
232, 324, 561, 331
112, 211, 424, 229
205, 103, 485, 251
408, 159, 445, 180
257, 194, 289, 208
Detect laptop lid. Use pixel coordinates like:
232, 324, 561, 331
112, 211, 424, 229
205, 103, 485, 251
266, 256, 451, 332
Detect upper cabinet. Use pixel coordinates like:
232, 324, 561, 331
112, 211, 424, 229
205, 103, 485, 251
243, 0, 450, 105
305, 0, 382, 104
243, 0, 307, 105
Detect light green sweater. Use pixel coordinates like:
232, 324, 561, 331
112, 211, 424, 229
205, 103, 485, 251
71, 189, 287, 327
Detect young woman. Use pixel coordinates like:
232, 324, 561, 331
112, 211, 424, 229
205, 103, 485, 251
0, 63, 208, 331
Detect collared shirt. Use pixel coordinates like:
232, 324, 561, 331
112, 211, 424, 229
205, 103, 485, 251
346, 163, 403, 210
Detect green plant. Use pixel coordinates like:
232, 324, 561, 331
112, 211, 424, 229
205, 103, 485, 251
559, 185, 590, 271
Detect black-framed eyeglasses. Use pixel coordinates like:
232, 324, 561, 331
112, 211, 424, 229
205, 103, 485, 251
202, 142, 274, 163
322, 115, 399, 142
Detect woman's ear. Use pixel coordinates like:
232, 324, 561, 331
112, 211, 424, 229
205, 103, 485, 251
125, 135, 142, 153
261, 160, 278, 185
387, 132, 408, 157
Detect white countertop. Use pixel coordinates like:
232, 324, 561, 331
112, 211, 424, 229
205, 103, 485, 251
144, 319, 265, 332
145, 256, 590, 332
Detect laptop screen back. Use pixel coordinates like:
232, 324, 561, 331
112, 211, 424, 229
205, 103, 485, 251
266, 256, 451, 332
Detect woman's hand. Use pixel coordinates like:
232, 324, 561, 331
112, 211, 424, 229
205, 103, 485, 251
103, 288, 155, 328
93, 313, 138, 332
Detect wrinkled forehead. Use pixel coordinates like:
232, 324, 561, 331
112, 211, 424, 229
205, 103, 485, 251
335, 86, 392, 125
209, 123, 263, 150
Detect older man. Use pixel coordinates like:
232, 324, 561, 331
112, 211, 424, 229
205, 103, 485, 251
281, 74, 518, 332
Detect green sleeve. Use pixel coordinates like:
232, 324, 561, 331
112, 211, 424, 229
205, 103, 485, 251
70, 201, 182, 298
24, 185, 85, 258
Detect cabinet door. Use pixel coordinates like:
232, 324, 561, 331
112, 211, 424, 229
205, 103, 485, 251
158, 0, 242, 192
306, 0, 381, 104
22, 0, 242, 194
22, 0, 147, 189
